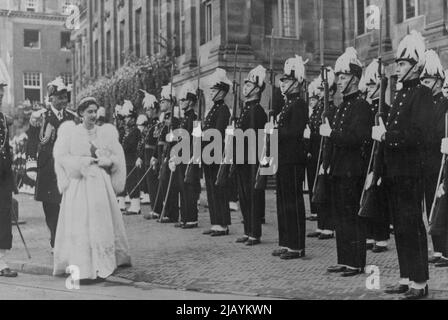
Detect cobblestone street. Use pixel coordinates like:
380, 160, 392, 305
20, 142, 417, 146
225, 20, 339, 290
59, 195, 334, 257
7, 191, 448, 300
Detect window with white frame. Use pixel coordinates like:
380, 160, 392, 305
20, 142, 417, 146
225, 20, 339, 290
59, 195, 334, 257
397, 0, 419, 22
25, 0, 38, 12
205, 0, 213, 42
23, 72, 42, 103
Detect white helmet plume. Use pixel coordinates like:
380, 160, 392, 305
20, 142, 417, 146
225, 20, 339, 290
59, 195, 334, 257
396, 30, 426, 68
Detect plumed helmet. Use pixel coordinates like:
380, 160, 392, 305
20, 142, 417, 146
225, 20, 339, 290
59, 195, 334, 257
420, 50, 445, 81
136, 114, 149, 126
160, 83, 173, 101
396, 30, 426, 68
120, 100, 136, 118
245, 65, 267, 88
335, 47, 363, 79
179, 81, 197, 101
209, 68, 232, 92
280, 55, 308, 83
47, 77, 68, 97
139, 89, 159, 110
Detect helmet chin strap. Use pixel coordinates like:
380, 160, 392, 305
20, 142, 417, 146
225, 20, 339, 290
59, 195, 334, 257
342, 75, 354, 96
399, 61, 418, 83
283, 79, 298, 97
212, 89, 223, 103
368, 84, 380, 101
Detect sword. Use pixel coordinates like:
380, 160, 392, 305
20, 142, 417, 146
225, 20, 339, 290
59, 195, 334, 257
11, 198, 31, 260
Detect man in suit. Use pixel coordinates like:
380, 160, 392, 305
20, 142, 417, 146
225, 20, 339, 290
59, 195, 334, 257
235, 65, 267, 246
271, 56, 308, 260
322, 48, 371, 277
34, 77, 74, 251
373, 30, 431, 300
0, 70, 18, 277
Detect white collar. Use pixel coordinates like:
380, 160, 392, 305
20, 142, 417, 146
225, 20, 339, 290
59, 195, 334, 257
51, 105, 63, 118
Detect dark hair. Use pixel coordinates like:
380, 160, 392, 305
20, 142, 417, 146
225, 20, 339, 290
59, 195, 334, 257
77, 97, 99, 116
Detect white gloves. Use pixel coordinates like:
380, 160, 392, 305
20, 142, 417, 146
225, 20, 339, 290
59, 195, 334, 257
192, 125, 203, 138
319, 118, 332, 137
372, 118, 387, 142
264, 121, 275, 135
135, 158, 143, 168
303, 125, 311, 139
441, 138, 448, 155
437, 183, 446, 198
168, 157, 176, 172
166, 131, 176, 143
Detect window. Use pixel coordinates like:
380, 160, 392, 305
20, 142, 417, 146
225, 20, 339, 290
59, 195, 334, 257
94, 39, 99, 78
119, 20, 125, 65
398, 0, 418, 22
264, 0, 299, 38
24, 29, 40, 49
25, 0, 38, 12
61, 31, 71, 50
153, 0, 160, 54
135, 8, 142, 58
174, 0, 185, 56
23, 72, 42, 103
200, 0, 213, 44
106, 30, 111, 73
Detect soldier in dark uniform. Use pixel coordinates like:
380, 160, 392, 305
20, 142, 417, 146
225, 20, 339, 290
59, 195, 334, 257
322, 48, 370, 277
0, 72, 18, 277
34, 77, 74, 251
118, 100, 142, 216
137, 92, 160, 217
307, 68, 337, 240
174, 82, 200, 229
150, 84, 181, 223
202, 69, 231, 236
419, 50, 448, 264
363, 59, 391, 253
271, 56, 308, 260
373, 31, 430, 299
234, 65, 267, 246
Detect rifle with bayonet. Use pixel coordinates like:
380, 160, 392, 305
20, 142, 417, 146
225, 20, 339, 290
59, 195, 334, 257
184, 56, 203, 184
215, 45, 239, 187
311, 1, 331, 205
228, 66, 243, 180
254, 29, 276, 190
358, 3, 386, 218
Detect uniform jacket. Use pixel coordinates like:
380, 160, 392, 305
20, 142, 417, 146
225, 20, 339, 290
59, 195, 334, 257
202, 100, 231, 160
0, 112, 14, 192
235, 100, 267, 166
137, 117, 159, 164
180, 108, 198, 158
423, 93, 448, 176
328, 91, 371, 178
384, 78, 433, 178
121, 124, 141, 167
153, 111, 180, 162
276, 92, 308, 166
35, 107, 75, 203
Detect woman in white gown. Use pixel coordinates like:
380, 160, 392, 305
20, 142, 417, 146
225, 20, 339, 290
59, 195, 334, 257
53, 97, 131, 281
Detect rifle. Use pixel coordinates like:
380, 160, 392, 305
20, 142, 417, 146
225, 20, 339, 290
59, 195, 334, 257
358, 3, 385, 218
254, 28, 275, 190
429, 112, 448, 233
159, 40, 178, 222
228, 66, 243, 180
215, 44, 239, 187
184, 56, 203, 184
311, 0, 330, 205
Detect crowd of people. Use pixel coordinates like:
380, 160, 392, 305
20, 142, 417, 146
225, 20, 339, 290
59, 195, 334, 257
0, 29, 448, 299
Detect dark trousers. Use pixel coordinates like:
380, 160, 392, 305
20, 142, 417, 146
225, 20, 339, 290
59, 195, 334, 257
385, 177, 429, 283
276, 164, 306, 251
306, 158, 318, 215
0, 188, 12, 250
153, 165, 180, 222
226, 175, 239, 202
178, 163, 199, 224
424, 173, 445, 253
236, 165, 265, 239
366, 184, 390, 242
331, 176, 366, 269
146, 168, 159, 207
42, 202, 60, 249
203, 164, 231, 226
122, 164, 140, 199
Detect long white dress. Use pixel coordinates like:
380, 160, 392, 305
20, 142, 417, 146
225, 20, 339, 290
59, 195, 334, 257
53, 122, 131, 280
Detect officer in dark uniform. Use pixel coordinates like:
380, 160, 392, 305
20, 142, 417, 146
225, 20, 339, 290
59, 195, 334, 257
118, 100, 142, 216
137, 91, 160, 216
322, 48, 371, 277
234, 65, 267, 246
202, 69, 231, 236
0, 72, 18, 277
307, 68, 337, 240
174, 82, 200, 229
363, 59, 391, 253
271, 55, 308, 260
419, 50, 448, 264
150, 84, 181, 223
34, 77, 74, 251
373, 30, 430, 299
